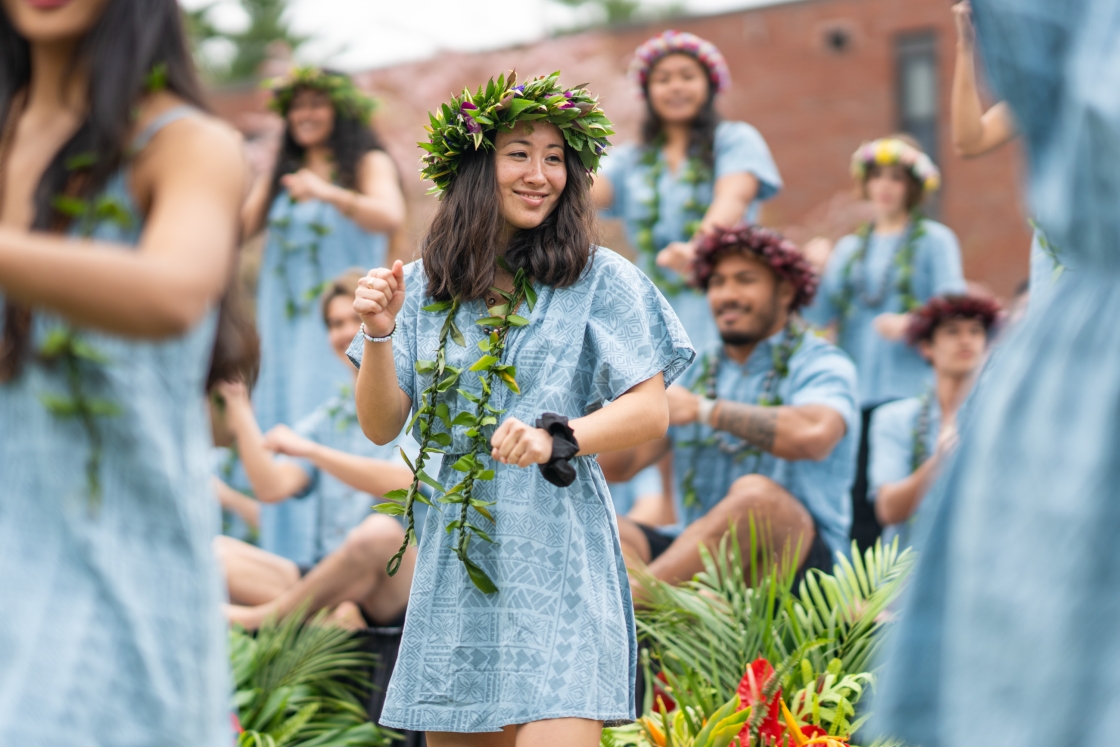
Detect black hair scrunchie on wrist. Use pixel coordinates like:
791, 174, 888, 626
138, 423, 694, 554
535, 412, 580, 488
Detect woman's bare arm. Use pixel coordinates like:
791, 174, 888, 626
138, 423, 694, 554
353, 261, 412, 445
0, 108, 245, 337
951, 1, 1017, 157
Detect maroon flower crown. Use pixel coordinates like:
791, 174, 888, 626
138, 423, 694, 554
905, 294, 1003, 346
691, 224, 819, 311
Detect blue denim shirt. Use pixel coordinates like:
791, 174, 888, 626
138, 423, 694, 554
669, 329, 859, 555
867, 394, 941, 549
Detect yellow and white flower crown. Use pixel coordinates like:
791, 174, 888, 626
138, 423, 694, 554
850, 137, 941, 192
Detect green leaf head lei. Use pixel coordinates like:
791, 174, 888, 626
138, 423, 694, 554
264, 66, 378, 126
418, 70, 614, 195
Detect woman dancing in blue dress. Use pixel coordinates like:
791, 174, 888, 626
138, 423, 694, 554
350, 73, 693, 746
0, 0, 244, 743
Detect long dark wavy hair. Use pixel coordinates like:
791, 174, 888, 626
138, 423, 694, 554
640, 56, 721, 167
420, 143, 597, 302
0, 0, 248, 388
266, 69, 385, 207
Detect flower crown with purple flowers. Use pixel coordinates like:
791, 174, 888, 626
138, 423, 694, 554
851, 137, 942, 192
629, 30, 732, 97
691, 224, 820, 311
419, 71, 614, 195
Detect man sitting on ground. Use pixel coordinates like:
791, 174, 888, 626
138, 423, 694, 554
870, 293, 1000, 548
600, 225, 859, 587
216, 270, 421, 630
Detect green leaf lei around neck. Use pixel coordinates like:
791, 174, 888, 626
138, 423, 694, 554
376, 260, 537, 594
1029, 218, 1065, 282
633, 141, 711, 297
832, 211, 926, 335
678, 320, 805, 510
911, 389, 933, 472
269, 196, 333, 319
42, 185, 134, 509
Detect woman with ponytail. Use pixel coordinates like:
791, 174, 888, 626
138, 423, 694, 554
0, 0, 244, 742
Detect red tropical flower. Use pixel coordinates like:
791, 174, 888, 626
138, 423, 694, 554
737, 658, 784, 746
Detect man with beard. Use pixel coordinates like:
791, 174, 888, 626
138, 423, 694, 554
600, 225, 858, 586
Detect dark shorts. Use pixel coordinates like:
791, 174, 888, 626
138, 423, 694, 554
635, 521, 834, 577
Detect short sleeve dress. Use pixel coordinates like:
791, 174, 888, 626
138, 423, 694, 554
601, 121, 782, 356
253, 187, 389, 564
0, 109, 229, 745
347, 248, 693, 732
804, 219, 966, 407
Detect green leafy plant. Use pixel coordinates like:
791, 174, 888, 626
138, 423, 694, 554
610, 533, 914, 747
230, 609, 398, 747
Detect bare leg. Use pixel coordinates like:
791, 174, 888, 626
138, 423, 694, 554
226, 515, 416, 630
648, 474, 816, 586
426, 718, 601, 747
426, 727, 515, 747
214, 535, 300, 606
516, 718, 602, 747
617, 515, 652, 567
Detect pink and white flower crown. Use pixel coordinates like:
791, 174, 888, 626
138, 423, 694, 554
628, 30, 732, 97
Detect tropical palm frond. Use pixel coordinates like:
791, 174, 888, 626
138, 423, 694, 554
231, 608, 399, 747
634, 532, 913, 729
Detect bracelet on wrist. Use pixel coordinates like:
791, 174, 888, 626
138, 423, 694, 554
535, 412, 579, 488
697, 397, 718, 428
361, 322, 396, 343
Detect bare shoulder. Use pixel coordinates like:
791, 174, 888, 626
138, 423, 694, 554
131, 93, 245, 203
360, 149, 400, 179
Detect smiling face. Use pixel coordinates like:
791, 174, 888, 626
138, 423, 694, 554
287, 88, 336, 149
2, 0, 113, 42
921, 317, 987, 378
647, 52, 711, 126
493, 121, 568, 232
706, 251, 794, 349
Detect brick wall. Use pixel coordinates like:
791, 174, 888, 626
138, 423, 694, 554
211, 0, 1032, 298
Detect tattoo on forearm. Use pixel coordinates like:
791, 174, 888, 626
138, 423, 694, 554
714, 402, 778, 452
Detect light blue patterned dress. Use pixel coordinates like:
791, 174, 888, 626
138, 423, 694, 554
873, 2, 1120, 745
866, 394, 940, 549
348, 248, 693, 731
804, 221, 965, 407
0, 109, 229, 745
667, 331, 859, 556
601, 121, 782, 356
254, 191, 387, 565
282, 389, 425, 561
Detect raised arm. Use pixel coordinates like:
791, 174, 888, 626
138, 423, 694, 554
240, 172, 272, 239
216, 381, 310, 504
264, 424, 414, 498
353, 260, 413, 445
951, 1, 1017, 157
0, 102, 245, 337
281, 150, 405, 234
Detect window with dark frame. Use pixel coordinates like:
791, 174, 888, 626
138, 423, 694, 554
895, 30, 940, 215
